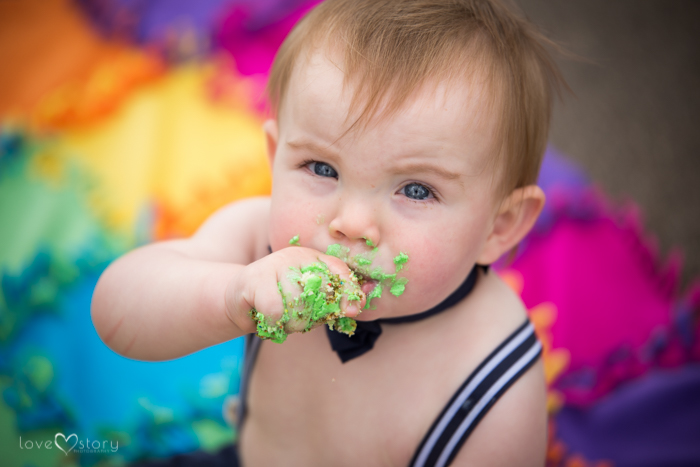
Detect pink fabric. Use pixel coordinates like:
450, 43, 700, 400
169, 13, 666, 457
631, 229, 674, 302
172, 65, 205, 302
214, 1, 322, 76
503, 186, 700, 406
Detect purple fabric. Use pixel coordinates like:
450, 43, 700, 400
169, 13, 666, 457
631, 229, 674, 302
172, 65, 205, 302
76, 0, 320, 69
534, 148, 592, 235
538, 147, 590, 194
555, 364, 700, 467
76, 0, 234, 43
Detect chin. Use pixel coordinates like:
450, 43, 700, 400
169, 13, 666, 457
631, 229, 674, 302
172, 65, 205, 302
354, 308, 386, 321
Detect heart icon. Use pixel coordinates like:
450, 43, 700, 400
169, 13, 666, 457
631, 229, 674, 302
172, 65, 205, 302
55, 433, 78, 455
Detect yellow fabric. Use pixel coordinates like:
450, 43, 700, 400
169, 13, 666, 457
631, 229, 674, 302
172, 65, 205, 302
0, 0, 161, 125
54, 64, 271, 239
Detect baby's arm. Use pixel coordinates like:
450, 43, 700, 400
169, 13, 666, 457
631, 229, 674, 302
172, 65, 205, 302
91, 198, 271, 361
91, 197, 361, 361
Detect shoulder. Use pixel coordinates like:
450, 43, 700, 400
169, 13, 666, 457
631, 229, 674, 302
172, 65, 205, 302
449, 270, 547, 466
449, 358, 547, 466
446, 269, 531, 360
186, 196, 271, 264
476, 269, 529, 333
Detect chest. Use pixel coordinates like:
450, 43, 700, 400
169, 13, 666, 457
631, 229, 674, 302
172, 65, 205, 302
239, 322, 487, 467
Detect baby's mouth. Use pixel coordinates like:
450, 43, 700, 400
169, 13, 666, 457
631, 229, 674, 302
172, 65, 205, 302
349, 268, 378, 295
361, 280, 379, 295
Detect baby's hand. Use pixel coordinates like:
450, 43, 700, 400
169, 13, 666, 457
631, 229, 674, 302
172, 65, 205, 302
226, 247, 366, 343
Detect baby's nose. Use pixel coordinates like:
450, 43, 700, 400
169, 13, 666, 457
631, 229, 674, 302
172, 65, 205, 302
327, 198, 380, 247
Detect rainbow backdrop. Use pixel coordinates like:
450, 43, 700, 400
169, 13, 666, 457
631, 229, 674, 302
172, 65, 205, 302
1, 1, 699, 466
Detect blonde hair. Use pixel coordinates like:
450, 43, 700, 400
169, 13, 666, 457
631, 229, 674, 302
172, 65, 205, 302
267, 0, 566, 199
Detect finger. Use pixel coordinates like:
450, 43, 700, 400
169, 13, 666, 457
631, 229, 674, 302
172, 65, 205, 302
275, 263, 316, 333
319, 254, 366, 316
246, 264, 298, 342
339, 292, 365, 318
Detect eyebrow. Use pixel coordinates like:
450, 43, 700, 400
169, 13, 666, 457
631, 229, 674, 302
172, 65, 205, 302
287, 139, 340, 159
287, 139, 462, 182
393, 163, 462, 181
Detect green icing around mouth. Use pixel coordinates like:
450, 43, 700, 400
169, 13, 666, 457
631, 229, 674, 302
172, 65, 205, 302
289, 235, 300, 246
325, 243, 350, 260
249, 261, 363, 344
390, 277, 409, 297
325, 243, 410, 309
393, 252, 409, 272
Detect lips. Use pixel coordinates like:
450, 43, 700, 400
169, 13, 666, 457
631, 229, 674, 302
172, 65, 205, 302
361, 280, 379, 295
349, 267, 378, 295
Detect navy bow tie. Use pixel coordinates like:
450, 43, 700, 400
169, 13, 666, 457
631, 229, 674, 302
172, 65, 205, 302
326, 264, 488, 363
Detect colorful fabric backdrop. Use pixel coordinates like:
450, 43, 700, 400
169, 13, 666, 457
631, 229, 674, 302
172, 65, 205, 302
1, 1, 698, 466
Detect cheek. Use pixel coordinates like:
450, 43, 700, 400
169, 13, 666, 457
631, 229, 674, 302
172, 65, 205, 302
268, 183, 323, 251
392, 219, 484, 309
402, 242, 466, 305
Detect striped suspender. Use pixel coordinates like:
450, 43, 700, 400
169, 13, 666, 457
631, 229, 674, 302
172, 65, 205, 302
237, 334, 263, 428
409, 320, 542, 467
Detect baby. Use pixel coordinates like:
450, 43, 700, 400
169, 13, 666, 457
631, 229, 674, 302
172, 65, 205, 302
92, 0, 565, 465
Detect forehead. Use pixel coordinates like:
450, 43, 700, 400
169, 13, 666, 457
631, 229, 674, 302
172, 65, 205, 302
280, 49, 501, 175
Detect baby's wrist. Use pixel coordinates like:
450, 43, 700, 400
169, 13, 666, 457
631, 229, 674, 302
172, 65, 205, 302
223, 269, 256, 335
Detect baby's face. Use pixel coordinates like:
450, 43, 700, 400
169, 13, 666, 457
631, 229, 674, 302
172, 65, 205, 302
267, 51, 503, 319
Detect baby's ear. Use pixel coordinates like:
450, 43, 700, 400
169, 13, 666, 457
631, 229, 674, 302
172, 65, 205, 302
263, 119, 279, 167
476, 185, 545, 265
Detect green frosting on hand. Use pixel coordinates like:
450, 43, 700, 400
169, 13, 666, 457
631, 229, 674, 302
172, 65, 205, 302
331, 316, 357, 334
249, 260, 364, 343
249, 309, 289, 344
328, 318, 357, 336
251, 243, 411, 342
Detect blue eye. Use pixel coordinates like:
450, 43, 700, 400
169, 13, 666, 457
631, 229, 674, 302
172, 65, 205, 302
402, 183, 432, 200
312, 162, 338, 178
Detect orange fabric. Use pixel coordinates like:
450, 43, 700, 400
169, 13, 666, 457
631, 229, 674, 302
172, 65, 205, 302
0, 0, 162, 128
